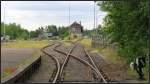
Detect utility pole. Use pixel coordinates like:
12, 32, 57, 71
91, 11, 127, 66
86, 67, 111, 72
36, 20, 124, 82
3, 3, 6, 39
68, 2, 71, 39
69, 2, 70, 25
96, 6, 98, 31
94, 1, 95, 31
92, 1, 96, 48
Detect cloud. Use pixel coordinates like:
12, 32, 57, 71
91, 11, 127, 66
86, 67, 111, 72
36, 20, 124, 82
1, 1, 107, 31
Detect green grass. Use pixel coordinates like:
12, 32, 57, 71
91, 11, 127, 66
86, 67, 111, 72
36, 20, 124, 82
2, 40, 51, 48
98, 47, 124, 63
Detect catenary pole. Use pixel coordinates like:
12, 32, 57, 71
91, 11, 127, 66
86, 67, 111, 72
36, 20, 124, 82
68, 2, 71, 39
3, 3, 6, 38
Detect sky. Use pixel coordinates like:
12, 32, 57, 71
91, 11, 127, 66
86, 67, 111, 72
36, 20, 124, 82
1, 1, 107, 31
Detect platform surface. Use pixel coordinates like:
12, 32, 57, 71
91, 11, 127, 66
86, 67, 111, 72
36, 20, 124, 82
1, 48, 36, 76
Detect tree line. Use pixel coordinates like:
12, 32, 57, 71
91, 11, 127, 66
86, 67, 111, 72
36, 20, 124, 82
1, 22, 29, 40
1, 22, 69, 40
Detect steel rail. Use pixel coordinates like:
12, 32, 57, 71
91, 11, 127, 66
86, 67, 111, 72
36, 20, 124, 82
84, 48, 107, 83
41, 43, 60, 83
54, 45, 108, 83
58, 43, 77, 81
66, 39, 108, 83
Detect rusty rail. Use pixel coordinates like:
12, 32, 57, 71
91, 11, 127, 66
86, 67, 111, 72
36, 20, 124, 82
58, 43, 77, 81
54, 43, 108, 83
41, 43, 60, 83
84, 48, 107, 83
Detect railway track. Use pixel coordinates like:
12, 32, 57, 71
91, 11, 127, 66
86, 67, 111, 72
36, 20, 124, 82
58, 43, 78, 81
53, 42, 108, 83
41, 43, 60, 83
41, 40, 109, 83
41, 43, 78, 83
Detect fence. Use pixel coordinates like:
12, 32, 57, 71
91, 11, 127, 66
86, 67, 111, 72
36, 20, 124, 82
91, 34, 118, 50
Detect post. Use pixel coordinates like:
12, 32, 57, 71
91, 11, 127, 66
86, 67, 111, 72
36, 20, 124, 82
3, 3, 6, 39
92, 1, 96, 48
29, 31, 30, 40
94, 1, 95, 30
68, 2, 71, 40
69, 2, 70, 25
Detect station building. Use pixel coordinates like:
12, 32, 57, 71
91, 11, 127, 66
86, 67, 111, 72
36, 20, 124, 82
69, 21, 83, 38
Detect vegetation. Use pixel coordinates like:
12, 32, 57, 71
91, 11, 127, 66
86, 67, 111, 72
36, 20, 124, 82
97, 0, 149, 64
83, 29, 94, 37
1, 22, 29, 40
57, 26, 69, 40
80, 38, 91, 47
46, 25, 58, 36
1, 22, 70, 40
2, 40, 50, 48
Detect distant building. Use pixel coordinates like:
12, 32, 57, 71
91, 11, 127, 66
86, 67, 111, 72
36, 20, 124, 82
46, 32, 53, 37
1, 35, 10, 41
38, 32, 56, 39
70, 21, 83, 37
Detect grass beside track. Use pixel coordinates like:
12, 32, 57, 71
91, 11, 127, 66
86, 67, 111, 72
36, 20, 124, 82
79, 38, 148, 82
2, 40, 50, 48
79, 38, 91, 47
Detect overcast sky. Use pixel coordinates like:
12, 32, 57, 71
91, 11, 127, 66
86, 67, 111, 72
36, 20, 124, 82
1, 1, 107, 31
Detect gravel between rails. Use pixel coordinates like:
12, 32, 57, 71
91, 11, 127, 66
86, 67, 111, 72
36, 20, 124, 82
55, 43, 101, 82
26, 42, 110, 83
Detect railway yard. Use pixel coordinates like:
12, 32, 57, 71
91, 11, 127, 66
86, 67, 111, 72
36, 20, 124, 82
26, 41, 112, 83
1, 40, 147, 83
1, 1, 149, 83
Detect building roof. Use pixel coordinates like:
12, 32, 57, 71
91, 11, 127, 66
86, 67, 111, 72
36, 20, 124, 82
70, 21, 82, 28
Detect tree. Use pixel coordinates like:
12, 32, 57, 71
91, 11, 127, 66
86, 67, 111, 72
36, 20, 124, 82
57, 26, 69, 39
30, 31, 38, 38
46, 25, 58, 36
97, 0, 149, 63
1, 22, 29, 40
